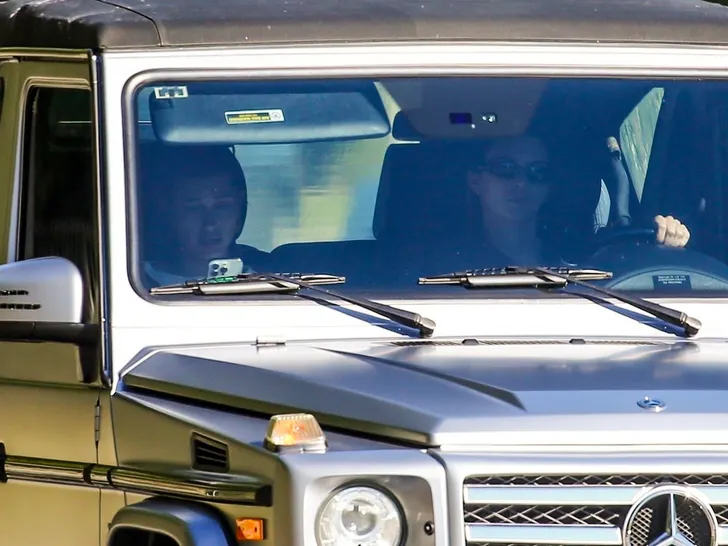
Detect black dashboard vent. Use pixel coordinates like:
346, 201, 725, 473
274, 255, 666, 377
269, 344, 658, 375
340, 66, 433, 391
191, 433, 229, 472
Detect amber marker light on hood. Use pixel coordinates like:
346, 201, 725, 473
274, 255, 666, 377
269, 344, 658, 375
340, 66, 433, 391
264, 413, 327, 453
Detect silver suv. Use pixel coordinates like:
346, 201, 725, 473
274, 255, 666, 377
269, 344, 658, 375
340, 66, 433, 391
2, 0, 728, 545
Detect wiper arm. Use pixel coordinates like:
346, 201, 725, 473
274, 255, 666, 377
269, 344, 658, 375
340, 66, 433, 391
152, 272, 436, 338
419, 266, 701, 337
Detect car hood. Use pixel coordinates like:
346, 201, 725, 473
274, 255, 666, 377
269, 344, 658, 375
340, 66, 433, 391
120, 337, 728, 448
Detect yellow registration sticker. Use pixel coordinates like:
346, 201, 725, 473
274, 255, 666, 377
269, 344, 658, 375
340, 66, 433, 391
225, 109, 285, 125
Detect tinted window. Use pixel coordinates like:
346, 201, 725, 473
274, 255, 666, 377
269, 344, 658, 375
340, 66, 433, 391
130, 77, 728, 297
19, 87, 98, 320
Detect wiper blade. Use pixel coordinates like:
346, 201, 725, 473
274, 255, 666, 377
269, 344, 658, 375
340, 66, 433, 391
419, 266, 701, 337
419, 267, 613, 287
152, 272, 436, 338
151, 272, 345, 295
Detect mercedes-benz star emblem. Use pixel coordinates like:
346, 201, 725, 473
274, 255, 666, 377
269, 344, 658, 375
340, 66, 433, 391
637, 396, 666, 412
623, 485, 717, 546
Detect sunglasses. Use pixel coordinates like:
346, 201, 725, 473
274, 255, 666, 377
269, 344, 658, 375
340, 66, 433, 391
478, 158, 552, 185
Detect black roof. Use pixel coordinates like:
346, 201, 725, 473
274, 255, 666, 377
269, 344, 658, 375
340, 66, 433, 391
3, 0, 728, 50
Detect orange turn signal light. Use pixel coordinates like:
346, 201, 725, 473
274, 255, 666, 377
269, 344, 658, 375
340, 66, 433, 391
235, 517, 265, 541
264, 413, 327, 452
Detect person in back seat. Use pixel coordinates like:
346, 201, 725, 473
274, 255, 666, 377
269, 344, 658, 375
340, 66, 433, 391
138, 143, 266, 286
465, 134, 690, 265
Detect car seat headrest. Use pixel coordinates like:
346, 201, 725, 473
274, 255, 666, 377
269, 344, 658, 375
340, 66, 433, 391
373, 142, 475, 243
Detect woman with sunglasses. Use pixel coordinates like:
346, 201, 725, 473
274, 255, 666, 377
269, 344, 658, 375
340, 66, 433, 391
466, 135, 690, 265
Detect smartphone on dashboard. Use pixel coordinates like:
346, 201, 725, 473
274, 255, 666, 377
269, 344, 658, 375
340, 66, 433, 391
206, 258, 244, 279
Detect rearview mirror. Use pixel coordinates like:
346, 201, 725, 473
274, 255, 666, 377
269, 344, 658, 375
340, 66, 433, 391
0, 257, 93, 344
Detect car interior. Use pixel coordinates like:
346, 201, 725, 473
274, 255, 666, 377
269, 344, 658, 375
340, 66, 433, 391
126, 76, 728, 294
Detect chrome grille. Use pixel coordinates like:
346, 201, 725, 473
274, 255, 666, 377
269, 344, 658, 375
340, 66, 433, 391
464, 504, 623, 525
465, 474, 728, 486
463, 474, 728, 546
717, 507, 728, 525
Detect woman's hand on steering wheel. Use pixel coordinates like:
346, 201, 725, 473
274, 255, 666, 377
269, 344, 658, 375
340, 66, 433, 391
592, 215, 691, 253
654, 215, 690, 248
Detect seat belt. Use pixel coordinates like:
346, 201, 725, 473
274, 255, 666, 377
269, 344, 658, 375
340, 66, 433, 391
603, 136, 632, 228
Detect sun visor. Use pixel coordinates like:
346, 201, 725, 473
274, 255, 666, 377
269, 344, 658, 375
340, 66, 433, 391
389, 78, 547, 140
141, 80, 392, 145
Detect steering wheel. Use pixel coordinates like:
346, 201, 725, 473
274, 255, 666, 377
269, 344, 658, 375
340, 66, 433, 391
592, 226, 657, 254
583, 224, 728, 292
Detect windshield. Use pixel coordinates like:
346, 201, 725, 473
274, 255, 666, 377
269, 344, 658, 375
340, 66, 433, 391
128, 76, 728, 298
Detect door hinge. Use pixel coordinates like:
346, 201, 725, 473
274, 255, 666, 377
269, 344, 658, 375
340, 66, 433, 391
94, 399, 101, 445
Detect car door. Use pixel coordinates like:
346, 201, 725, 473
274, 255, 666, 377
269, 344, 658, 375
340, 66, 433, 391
0, 58, 104, 546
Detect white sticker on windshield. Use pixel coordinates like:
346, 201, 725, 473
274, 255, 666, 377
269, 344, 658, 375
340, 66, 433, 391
153, 86, 189, 100
225, 109, 285, 125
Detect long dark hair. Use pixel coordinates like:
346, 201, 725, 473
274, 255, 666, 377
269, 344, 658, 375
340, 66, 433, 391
464, 134, 602, 257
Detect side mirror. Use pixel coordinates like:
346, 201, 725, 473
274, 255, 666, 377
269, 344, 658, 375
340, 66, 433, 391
0, 257, 94, 344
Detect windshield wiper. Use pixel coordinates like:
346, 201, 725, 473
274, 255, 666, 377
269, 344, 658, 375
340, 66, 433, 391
152, 272, 436, 338
151, 272, 345, 295
420, 267, 614, 288
419, 266, 701, 337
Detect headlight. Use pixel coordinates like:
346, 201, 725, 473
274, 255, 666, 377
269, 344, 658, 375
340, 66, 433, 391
316, 485, 404, 546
